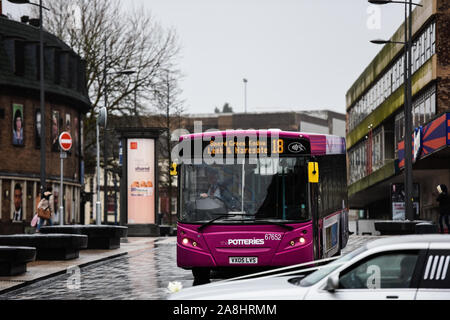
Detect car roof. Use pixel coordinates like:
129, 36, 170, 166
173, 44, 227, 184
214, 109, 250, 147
365, 234, 450, 250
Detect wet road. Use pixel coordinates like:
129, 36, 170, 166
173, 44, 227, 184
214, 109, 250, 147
0, 238, 191, 300
0, 235, 381, 300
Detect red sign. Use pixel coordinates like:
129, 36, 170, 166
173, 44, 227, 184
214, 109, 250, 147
59, 131, 72, 151
130, 142, 137, 149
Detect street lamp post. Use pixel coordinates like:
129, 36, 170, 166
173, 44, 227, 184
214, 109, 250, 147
101, 40, 135, 224
96, 107, 107, 225
7, 0, 50, 195
101, 72, 135, 226
103, 39, 108, 225
369, 0, 422, 221
243, 78, 248, 113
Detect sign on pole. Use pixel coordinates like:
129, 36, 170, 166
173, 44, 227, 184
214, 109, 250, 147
98, 107, 107, 128
58, 131, 72, 225
59, 131, 73, 152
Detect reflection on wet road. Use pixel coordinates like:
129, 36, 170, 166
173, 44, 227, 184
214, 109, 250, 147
0, 238, 192, 300
0, 235, 380, 300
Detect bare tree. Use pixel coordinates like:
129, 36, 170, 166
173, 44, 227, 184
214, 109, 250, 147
152, 69, 185, 224
36, 0, 180, 167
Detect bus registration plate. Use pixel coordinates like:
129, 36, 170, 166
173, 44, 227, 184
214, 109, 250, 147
229, 257, 258, 264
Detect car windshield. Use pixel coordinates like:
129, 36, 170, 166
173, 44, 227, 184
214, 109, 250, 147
299, 246, 366, 287
180, 157, 310, 223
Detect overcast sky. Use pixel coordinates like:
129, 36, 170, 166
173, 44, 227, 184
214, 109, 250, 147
3, 0, 408, 115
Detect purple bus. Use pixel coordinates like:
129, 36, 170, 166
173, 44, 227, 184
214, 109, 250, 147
175, 129, 349, 281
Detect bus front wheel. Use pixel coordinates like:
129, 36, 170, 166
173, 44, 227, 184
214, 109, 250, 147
192, 268, 210, 285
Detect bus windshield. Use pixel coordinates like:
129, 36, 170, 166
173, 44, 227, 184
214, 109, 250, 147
180, 157, 310, 223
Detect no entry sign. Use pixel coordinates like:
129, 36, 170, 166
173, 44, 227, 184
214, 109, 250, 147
59, 131, 72, 151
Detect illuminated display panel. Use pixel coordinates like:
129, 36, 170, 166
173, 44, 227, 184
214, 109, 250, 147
196, 136, 311, 158
127, 138, 155, 224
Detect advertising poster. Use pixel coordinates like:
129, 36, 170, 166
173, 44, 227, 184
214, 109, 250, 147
127, 139, 155, 224
65, 113, 72, 154
74, 116, 79, 156
391, 183, 420, 220
35, 108, 41, 149
51, 110, 60, 152
12, 104, 24, 146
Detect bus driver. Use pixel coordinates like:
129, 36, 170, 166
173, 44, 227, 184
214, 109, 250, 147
200, 170, 221, 199
199, 168, 240, 211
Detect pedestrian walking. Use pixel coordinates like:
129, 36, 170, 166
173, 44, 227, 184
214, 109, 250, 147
36, 189, 54, 232
436, 184, 450, 234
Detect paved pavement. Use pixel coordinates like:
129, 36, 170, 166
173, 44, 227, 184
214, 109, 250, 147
0, 234, 383, 300
0, 237, 157, 294
0, 237, 192, 299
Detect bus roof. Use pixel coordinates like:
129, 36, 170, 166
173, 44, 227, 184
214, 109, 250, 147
179, 130, 346, 155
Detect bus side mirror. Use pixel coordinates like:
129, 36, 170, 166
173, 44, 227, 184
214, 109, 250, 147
308, 162, 319, 183
170, 163, 178, 176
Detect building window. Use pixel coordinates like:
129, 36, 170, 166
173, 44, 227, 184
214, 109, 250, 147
14, 40, 25, 76
372, 127, 384, 172
394, 85, 436, 156
412, 85, 436, 128
35, 44, 40, 81
349, 141, 369, 185
348, 21, 436, 132
54, 50, 61, 85
395, 112, 405, 157
424, 95, 431, 123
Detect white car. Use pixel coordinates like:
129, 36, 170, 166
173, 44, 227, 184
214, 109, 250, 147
169, 234, 450, 300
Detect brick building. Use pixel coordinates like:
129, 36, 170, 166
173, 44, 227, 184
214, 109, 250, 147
0, 15, 90, 233
346, 0, 450, 224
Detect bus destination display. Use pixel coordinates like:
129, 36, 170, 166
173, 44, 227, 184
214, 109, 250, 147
203, 137, 311, 157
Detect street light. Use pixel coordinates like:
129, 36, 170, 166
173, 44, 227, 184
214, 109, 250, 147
243, 78, 248, 113
102, 70, 135, 225
96, 106, 107, 226
101, 39, 135, 224
370, 39, 406, 45
8, 0, 50, 196
369, 0, 422, 221
368, 0, 422, 5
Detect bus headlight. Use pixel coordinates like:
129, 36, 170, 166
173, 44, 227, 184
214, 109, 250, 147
299, 237, 306, 244
182, 238, 189, 245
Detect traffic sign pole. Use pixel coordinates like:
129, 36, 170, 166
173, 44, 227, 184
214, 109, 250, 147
60, 151, 65, 225
58, 132, 72, 226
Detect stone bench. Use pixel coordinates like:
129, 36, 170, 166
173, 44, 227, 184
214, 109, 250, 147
0, 234, 88, 260
415, 222, 439, 234
0, 246, 36, 276
159, 225, 174, 236
39, 225, 128, 249
375, 220, 437, 235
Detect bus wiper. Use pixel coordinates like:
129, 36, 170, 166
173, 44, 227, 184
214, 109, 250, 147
251, 218, 294, 231
197, 212, 252, 231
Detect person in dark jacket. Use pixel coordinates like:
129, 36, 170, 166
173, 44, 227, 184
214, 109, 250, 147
436, 184, 450, 234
